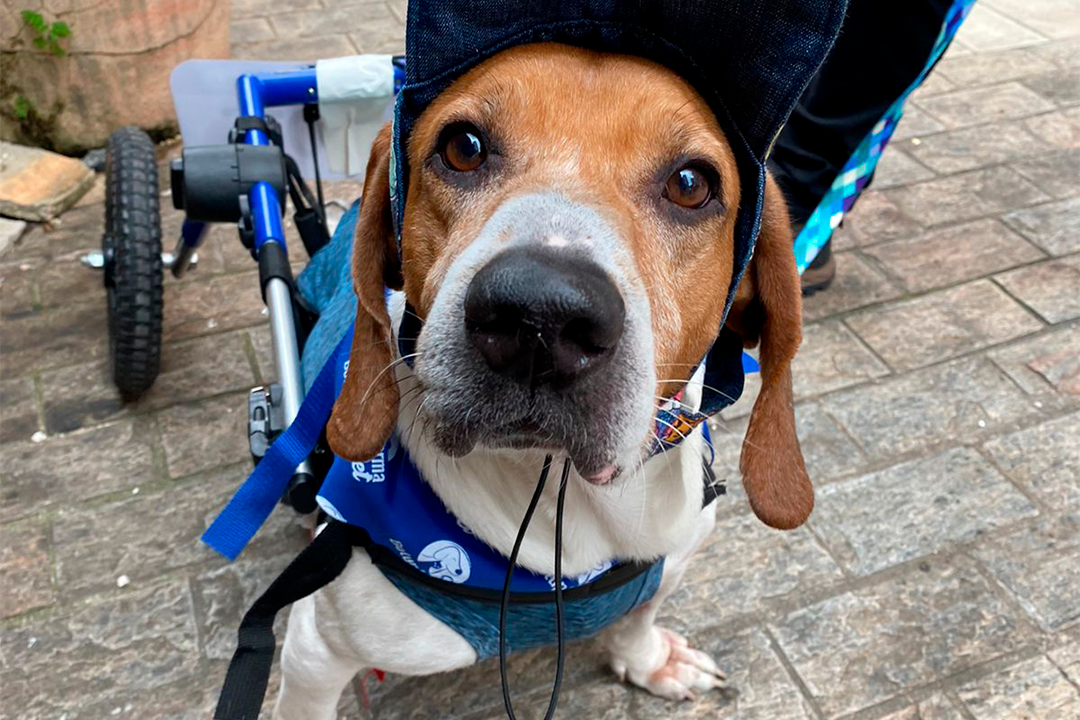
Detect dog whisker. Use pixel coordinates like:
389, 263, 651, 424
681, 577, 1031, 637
405, 395, 432, 451
403, 307, 427, 326
350, 353, 424, 418
653, 379, 741, 405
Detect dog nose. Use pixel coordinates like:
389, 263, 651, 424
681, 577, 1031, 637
464, 247, 625, 388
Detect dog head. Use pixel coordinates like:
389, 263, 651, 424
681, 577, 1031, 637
327, 43, 812, 530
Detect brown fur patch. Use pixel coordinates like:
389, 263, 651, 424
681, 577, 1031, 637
727, 176, 812, 529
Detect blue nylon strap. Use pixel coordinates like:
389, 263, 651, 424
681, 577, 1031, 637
742, 352, 759, 374
202, 334, 348, 561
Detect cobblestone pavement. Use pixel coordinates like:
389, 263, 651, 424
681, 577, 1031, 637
2, 1, 1079, 718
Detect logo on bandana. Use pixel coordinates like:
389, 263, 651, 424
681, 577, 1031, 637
417, 540, 471, 583
315, 496, 346, 523
352, 452, 386, 483
546, 559, 614, 590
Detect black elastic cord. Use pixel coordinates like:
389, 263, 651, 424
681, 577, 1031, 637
550, 460, 571, 715
499, 456, 572, 720
283, 155, 322, 222
304, 110, 326, 221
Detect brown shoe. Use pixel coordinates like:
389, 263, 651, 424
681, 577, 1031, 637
800, 240, 835, 296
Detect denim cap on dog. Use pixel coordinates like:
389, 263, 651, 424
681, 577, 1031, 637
390, 0, 848, 420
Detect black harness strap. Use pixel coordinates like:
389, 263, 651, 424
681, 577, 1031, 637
213, 521, 356, 720
702, 459, 725, 508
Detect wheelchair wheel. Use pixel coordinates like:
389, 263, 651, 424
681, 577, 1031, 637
103, 127, 163, 399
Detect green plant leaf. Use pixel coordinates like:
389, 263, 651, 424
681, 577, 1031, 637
49, 40, 66, 57
32, 36, 46, 49
13, 95, 32, 120
51, 21, 71, 38
21, 10, 47, 32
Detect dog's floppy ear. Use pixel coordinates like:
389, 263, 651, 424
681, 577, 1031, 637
725, 174, 812, 530
327, 123, 402, 461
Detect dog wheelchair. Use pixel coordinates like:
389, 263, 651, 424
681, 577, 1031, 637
98, 56, 404, 512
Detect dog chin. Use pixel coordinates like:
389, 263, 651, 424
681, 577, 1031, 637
426, 413, 628, 483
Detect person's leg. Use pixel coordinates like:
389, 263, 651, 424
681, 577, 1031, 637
770, 0, 959, 292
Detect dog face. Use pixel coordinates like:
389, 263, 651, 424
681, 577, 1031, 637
328, 43, 813, 529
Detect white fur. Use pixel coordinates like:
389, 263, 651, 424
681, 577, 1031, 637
273, 294, 723, 719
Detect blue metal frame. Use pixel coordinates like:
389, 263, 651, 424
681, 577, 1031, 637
177, 59, 406, 262
233, 62, 405, 257
180, 218, 208, 248
236, 71, 310, 252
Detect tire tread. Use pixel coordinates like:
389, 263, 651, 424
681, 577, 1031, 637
104, 126, 163, 398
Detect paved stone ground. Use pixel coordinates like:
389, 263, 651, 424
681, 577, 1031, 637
2, 1, 1079, 718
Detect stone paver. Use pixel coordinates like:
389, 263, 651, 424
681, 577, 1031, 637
994, 254, 1080, 323
1004, 196, 1080, 255
40, 329, 258, 434
957, 654, 1080, 718
1024, 68, 1080, 107
0, 523, 55, 618
987, 322, 1080, 406
771, 562, 1039, 718
801, 251, 903, 321
971, 513, 1080, 633
2, 2, 1079, 719
790, 319, 892, 398
810, 447, 1037, 576
0, 375, 41, 444
833, 190, 925, 249
862, 218, 1044, 293
905, 120, 1047, 174
711, 402, 871, 487
880, 693, 965, 720
937, 44, 1058, 86
820, 354, 1043, 461
844, 279, 1043, 372
885, 165, 1049, 226
1010, 147, 1080, 199
1, 420, 158, 523
982, 411, 1080, 508
1023, 106, 1080, 148
917, 82, 1055, 129
659, 512, 845, 634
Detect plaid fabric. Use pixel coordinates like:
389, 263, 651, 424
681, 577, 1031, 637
792, 0, 977, 273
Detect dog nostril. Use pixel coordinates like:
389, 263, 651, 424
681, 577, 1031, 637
560, 317, 613, 356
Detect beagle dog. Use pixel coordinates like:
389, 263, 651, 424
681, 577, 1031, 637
273, 43, 809, 719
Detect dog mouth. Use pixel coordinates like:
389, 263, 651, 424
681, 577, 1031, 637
423, 401, 625, 484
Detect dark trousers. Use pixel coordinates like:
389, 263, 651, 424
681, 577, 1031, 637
769, 0, 958, 223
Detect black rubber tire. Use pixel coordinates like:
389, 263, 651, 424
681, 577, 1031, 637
103, 126, 163, 399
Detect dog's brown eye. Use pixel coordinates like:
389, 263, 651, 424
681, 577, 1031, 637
440, 125, 487, 172
664, 165, 713, 209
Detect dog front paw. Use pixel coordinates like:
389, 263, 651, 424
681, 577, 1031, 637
612, 628, 726, 701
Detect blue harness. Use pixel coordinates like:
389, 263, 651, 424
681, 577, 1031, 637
205, 321, 669, 659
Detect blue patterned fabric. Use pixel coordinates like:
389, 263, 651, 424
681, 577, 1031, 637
793, 0, 977, 271
380, 559, 664, 660
296, 200, 362, 391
